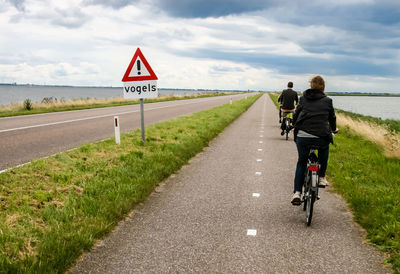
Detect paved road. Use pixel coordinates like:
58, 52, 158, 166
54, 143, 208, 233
0, 94, 249, 171
70, 94, 388, 273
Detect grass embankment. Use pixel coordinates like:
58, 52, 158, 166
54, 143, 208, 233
0, 94, 262, 273
0, 92, 234, 118
269, 92, 400, 272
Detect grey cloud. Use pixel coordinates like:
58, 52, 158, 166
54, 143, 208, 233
154, 0, 275, 18
50, 8, 89, 28
8, 0, 25, 11
83, 0, 138, 9
210, 65, 245, 74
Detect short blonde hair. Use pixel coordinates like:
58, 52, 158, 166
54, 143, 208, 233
310, 75, 325, 91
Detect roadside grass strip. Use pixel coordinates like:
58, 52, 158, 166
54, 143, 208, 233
0, 92, 236, 118
269, 92, 400, 272
329, 128, 400, 272
0, 94, 262, 273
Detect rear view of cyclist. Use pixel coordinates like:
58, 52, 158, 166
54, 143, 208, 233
278, 82, 298, 135
291, 76, 338, 205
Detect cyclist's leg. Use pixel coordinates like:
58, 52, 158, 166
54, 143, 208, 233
316, 139, 330, 177
281, 112, 287, 131
293, 137, 310, 193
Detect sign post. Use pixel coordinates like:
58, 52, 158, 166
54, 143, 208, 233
122, 48, 158, 141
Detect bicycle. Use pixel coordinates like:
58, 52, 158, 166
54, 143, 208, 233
282, 111, 293, 140
301, 145, 324, 226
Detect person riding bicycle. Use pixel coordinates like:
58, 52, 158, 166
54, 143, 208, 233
291, 76, 338, 205
278, 82, 298, 135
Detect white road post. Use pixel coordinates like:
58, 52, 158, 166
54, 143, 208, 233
114, 116, 121, 144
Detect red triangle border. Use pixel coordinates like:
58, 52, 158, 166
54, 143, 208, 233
122, 48, 158, 82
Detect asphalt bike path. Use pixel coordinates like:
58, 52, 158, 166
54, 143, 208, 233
70, 94, 387, 273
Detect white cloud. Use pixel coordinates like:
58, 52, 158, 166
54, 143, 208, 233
0, 0, 398, 93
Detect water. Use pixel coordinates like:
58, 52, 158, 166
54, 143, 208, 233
0, 85, 218, 106
1, 86, 399, 120
330, 96, 400, 120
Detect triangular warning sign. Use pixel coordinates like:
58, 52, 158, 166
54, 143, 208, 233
122, 48, 158, 82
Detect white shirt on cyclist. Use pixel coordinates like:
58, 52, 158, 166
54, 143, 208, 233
297, 130, 319, 138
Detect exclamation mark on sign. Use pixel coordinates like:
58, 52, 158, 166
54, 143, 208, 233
137, 60, 141, 75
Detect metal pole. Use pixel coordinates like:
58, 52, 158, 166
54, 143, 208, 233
140, 98, 145, 141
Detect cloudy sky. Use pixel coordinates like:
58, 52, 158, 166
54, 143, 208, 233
1, 0, 399, 92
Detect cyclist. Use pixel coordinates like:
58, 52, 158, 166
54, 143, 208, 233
291, 76, 338, 205
278, 82, 298, 135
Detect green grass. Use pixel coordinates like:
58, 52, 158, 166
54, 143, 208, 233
328, 128, 400, 272
0, 93, 234, 118
0, 94, 262, 273
269, 92, 400, 273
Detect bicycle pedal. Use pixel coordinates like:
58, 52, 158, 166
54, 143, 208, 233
317, 196, 320, 200
318, 185, 326, 188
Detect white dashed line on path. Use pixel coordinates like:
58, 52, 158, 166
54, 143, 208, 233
247, 229, 257, 236
252, 193, 260, 198
255, 172, 262, 175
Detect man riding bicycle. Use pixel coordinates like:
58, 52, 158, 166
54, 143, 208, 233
278, 82, 298, 136
291, 76, 338, 205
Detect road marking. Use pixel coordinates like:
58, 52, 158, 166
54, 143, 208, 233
247, 229, 257, 236
256, 159, 262, 162
255, 172, 261, 175
259, 135, 263, 137
258, 149, 262, 152
252, 193, 260, 197
259, 141, 263, 144
0, 96, 242, 133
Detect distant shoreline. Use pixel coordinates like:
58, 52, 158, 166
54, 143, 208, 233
0, 83, 249, 93
1, 83, 399, 96
326, 92, 400, 97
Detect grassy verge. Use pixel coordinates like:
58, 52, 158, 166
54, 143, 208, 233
0, 94, 262, 273
328, 127, 400, 272
336, 109, 400, 134
269, 92, 400, 272
0, 92, 235, 118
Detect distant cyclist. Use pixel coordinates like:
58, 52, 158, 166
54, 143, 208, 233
291, 76, 338, 205
278, 82, 298, 135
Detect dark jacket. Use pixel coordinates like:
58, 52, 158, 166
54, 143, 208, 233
293, 89, 337, 143
278, 88, 298, 110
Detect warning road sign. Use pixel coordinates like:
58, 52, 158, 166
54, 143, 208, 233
122, 48, 158, 99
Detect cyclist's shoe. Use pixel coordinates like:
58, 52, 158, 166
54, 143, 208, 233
291, 192, 301, 206
281, 130, 285, 136
279, 119, 282, 123
319, 177, 329, 187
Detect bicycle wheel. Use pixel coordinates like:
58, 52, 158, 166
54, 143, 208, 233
306, 189, 316, 226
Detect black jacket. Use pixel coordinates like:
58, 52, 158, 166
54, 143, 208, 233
293, 89, 337, 143
278, 88, 298, 110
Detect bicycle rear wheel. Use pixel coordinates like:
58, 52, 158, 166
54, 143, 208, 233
306, 189, 316, 226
